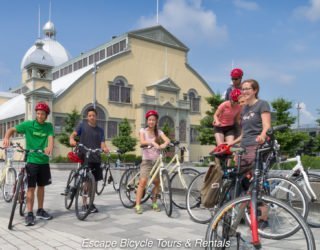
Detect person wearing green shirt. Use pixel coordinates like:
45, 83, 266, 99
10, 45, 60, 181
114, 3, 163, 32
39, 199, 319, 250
3, 102, 54, 226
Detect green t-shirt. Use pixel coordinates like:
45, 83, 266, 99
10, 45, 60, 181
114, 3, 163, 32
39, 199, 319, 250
15, 120, 54, 164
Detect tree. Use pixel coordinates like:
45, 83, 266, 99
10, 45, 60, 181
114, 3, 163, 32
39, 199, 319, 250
161, 121, 175, 141
58, 109, 81, 148
197, 93, 224, 145
270, 98, 296, 126
112, 118, 137, 153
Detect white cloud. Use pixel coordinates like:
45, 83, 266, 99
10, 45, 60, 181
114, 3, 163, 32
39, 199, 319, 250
294, 0, 320, 22
295, 102, 317, 125
137, 0, 228, 45
233, 0, 259, 11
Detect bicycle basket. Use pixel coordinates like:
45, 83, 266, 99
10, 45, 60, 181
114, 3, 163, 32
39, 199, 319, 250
67, 151, 83, 163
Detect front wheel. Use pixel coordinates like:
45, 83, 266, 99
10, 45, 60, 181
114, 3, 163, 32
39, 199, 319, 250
205, 195, 316, 250
8, 174, 23, 230
3, 167, 17, 202
75, 172, 96, 220
170, 167, 199, 209
64, 170, 77, 209
96, 165, 108, 195
160, 169, 172, 217
19, 176, 28, 216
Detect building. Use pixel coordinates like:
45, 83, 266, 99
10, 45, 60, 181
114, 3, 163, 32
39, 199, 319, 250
0, 20, 214, 162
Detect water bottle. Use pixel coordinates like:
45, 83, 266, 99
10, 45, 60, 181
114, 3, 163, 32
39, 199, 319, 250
147, 183, 155, 195
116, 158, 121, 168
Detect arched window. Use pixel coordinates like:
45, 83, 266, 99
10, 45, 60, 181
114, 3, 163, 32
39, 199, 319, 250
109, 76, 131, 103
188, 89, 200, 112
83, 105, 106, 131
159, 116, 175, 138
179, 120, 187, 142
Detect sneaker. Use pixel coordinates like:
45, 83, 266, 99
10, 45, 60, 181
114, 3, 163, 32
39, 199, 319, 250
36, 208, 53, 220
152, 203, 161, 212
135, 205, 143, 214
258, 220, 269, 230
25, 212, 35, 226
90, 204, 99, 213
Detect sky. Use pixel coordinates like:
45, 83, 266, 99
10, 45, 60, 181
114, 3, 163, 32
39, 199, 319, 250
0, 0, 320, 127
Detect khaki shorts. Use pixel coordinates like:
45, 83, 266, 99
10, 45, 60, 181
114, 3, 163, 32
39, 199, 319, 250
140, 160, 159, 179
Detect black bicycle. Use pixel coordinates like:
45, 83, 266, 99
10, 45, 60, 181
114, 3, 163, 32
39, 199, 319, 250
8, 143, 43, 230
63, 144, 102, 220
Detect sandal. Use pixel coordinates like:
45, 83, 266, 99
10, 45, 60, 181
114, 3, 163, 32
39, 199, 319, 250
152, 203, 161, 212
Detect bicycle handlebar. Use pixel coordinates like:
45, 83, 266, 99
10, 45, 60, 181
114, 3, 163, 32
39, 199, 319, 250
77, 143, 103, 154
266, 124, 288, 137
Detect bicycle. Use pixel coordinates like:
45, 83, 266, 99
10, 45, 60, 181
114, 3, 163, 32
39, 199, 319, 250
276, 150, 320, 227
119, 144, 173, 216
205, 125, 316, 249
62, 144, 102, 220
8, 143, 43, 230
96, 149, 135, 195
0, 145, 17, 202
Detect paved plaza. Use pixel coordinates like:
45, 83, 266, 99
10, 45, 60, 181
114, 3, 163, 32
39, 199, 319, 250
0, 168, 319, 250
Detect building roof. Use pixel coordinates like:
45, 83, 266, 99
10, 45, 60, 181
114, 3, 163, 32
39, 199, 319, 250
0, 92, 18, 98
0, 94, 25, 120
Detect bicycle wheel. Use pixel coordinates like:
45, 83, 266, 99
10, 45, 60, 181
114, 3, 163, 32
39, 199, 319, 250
170, 167, 199, 209
19, 176, 28, 216
296, 173, 320, 227
64, 170, 77, 209
186, 172, 213, 224
8, 174, 23, 230
3, 167, 17, 202
96, 165, 108, 195
119, 168, 150, 208
160, 169, 172, 217
267, 175, 309, 219
75, 172, 96, 220
206, 195, 316, 250
111, 165, 121, 192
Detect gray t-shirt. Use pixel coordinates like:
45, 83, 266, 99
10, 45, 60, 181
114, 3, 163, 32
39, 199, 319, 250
75, 121, 105, 163
240, 99, 270, 147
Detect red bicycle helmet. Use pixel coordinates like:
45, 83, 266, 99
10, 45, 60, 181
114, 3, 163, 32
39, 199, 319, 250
35, 102, 50, 115
213, 144, 232, 155
230, 89, 242, 102
230, 68, 243, 78
67, 151, 83, 163
145, 110, 159, 119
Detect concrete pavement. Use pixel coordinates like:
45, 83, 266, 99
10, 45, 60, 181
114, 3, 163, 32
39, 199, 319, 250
0, 168, 319, 250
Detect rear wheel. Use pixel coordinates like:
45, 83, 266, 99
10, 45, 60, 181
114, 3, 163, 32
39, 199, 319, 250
64, 170, 77, 209
75, 172, 96, 220
186, 172, 213, 224
19, 176, 28, 216
3, 167, 17, 202
170, 167, 199, 209
160, 169, 172, 217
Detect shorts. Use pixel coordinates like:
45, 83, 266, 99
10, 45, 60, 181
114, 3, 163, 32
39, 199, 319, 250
214, 125, 236, 137
140, 160, 158, 179
26, 163, 52, 188
88, 162, 103, 182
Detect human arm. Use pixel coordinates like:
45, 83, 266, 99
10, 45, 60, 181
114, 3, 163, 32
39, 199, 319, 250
159, 132, 170, 149
228, 131, 243, 146
69, 131, 78, 147
213, 102, 225, 126
3, 128, 16, 147
44, 135, 54, 155
256, 112, 271, 144
101, 141, 109, 153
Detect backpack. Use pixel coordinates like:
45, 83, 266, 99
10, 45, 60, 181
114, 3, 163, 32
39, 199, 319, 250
200, 162, 223, 208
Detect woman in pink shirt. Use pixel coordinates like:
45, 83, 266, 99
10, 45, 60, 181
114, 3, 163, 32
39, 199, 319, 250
135, 110, 170, 214
213, 89, 242, 146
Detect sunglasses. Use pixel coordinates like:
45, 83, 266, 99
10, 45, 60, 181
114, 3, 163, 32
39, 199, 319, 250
231, 78, 240, 81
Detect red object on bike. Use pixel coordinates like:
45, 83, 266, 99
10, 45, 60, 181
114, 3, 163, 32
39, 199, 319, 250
35, 102, 50, 115
67, 151, 83, 163
230, 88, 242, 102
213, 144, 232, 155
230, 68, 243, 78
145, 110, 159, 119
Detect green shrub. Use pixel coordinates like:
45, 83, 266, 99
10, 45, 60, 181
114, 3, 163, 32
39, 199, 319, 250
50, 155, 71, 163
272, 155, 320, 170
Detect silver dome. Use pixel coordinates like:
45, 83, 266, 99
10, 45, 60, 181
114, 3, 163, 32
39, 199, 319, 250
43, 21, 56, 38
23, 39, 54, 68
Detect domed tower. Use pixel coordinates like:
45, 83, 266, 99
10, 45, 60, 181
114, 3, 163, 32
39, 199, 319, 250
21, 19, 71, 83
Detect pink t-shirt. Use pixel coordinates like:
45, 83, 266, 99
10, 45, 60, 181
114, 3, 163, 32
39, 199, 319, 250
140, 128, 164, 160
216, 101, 241, 127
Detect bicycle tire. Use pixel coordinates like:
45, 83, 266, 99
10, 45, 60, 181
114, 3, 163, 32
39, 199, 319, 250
8, 174, 23, 230
19, 176, 28, 216
186, 172, 213, 224
160, 169, 172, 217
205, 195, 316, 250
295, 172, 320, 227
75, 172, 96, 220
3, 167, 17, 202
96, 164, 108, 195
64, 170, 77, 210
111, 167, 121, 192
170, 167, 199, 209
119, 168, 150, 208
